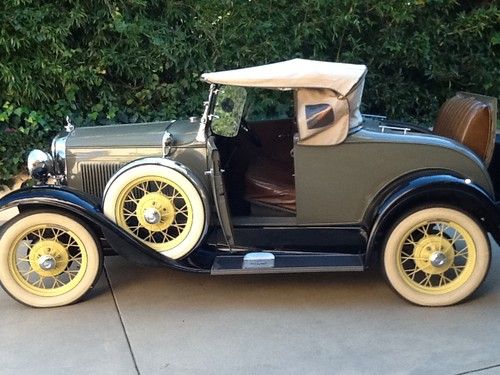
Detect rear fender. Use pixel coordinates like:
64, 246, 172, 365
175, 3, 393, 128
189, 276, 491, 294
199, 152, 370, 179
365, 174, 500, 265
0, 186, 208, 271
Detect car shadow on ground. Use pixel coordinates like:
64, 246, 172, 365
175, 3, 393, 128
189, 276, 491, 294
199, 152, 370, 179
102, 252, 498, 311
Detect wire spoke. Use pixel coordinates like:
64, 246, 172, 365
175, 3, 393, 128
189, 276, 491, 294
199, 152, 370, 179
51, 277, 60, 289
438, 274, 453, 287
448, 230, 463, 248
406, 266, 420, 280
35, 277, 45, 288
34, 228, 47, 240
401, 256, 414, 265
455, 248, 469, 258
403, 238, 418, 248
20, 240, 34, 251
416, 224, 430, 236
124, 212, 136, 220
130, 189, 141, 202
64, 239, 78, 249
22, 269, 36, 279
52, 228, 63, 240
68, 254, 82, 262
123, 207, 136, 216
145, 231, 155, 242
162, 231, 175, 242
419, 273, 433, 287
64, 269, 80, 279
153, 181, 164, 191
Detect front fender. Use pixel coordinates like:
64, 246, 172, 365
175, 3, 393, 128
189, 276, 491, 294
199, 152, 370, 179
0, 186, 208, 272
365, 174, 500, 264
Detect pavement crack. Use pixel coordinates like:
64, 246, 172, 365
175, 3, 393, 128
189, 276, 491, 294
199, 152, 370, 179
455, 363, 500, 374
104, 264, 140, 375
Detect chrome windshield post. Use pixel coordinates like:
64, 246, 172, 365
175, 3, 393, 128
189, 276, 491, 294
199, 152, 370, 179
196, 84, 218, 143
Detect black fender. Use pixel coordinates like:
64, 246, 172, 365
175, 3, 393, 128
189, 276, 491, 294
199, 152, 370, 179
0, 186, 209, 272
365, 173, 500, 264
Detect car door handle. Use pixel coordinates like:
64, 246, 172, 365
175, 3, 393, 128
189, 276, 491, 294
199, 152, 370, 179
205, 168, 225, 176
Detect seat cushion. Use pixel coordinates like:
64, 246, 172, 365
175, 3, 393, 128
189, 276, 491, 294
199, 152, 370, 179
245, 157, 296, 211
434, 94, 494, 164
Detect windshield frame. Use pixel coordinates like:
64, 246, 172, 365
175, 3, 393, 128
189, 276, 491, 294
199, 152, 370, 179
208, 84, 248, 138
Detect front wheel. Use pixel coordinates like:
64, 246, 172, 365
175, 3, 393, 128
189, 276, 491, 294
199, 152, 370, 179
0, 211, 102, 307
383, 206, 490, 306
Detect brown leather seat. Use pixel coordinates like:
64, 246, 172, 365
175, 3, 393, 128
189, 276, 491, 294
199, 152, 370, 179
434, 93, 494, 165
245, 156, 296, 211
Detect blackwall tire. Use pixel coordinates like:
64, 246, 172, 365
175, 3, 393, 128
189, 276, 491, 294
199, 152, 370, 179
103, 165, 205, 259
383, 207, 490, 306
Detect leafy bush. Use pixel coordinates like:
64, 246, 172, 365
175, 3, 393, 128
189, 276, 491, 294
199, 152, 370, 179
0, 0, 498, 184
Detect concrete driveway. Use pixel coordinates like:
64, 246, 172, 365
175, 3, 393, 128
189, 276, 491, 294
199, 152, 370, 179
1, 241, 500, 374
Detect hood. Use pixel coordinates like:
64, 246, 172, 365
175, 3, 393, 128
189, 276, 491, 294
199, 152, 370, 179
66, 119, 200, 149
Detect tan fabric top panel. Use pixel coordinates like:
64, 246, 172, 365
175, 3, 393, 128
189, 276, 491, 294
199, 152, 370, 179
296, 88, 350, 146
201, 58, 367, 97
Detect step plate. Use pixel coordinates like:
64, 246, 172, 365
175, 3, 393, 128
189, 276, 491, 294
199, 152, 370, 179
211, 253, 364, 275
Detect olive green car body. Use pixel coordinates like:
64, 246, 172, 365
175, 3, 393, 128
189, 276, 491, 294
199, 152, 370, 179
63, 118, 493, 227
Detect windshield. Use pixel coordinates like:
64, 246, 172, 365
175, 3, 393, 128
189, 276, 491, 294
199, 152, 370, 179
211, 85, 247, 137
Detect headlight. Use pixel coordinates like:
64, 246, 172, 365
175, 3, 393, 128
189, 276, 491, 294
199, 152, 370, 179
27, 149, 53, 181
51, 133, 68, 175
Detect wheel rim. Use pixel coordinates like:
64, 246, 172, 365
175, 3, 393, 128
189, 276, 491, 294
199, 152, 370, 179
115, 176, 193, 251
396, 220, 476, 294
8, 225, 88, 297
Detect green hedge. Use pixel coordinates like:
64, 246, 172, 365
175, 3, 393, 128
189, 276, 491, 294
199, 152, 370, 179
0, 0, 498, 184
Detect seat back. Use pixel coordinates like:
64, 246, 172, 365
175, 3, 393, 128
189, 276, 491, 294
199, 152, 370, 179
434, 92, 496, 165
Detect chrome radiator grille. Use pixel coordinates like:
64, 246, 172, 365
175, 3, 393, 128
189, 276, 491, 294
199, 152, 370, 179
80, 162, 125, 199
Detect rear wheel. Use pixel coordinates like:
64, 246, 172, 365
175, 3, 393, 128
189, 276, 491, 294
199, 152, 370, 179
383, 206, 490, 306
0, 211, 102, 307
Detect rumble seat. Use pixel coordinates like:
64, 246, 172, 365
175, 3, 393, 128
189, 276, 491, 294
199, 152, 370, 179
245, 156, 296, 211
434, 93, 495, 165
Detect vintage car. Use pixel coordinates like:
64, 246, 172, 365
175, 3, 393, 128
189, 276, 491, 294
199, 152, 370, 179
0, 59, 498, 308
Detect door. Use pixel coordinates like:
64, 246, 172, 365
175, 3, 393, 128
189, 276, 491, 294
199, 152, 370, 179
207, 136, 235, 248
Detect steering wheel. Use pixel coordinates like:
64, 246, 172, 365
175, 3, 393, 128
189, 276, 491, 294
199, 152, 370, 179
241, 119, 262, 147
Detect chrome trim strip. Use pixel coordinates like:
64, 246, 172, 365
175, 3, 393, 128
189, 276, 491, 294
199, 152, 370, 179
379, 125, 411, 135
211, 265, 365, 275
362, 113, 387, 120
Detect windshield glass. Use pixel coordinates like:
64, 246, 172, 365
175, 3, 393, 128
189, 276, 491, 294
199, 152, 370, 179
211, 85, 247, 137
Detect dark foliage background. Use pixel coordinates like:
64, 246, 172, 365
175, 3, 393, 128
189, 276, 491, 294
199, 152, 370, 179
0, 0, 498, 183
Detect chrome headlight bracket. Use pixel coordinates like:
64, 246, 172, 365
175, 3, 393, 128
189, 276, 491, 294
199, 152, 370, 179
51, 133, 68, 176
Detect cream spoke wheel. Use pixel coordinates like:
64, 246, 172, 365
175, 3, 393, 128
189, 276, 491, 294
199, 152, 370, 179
396, 220, 474, 292
383, 207, 491, 306
115, 176, 193, 252
0, 212, 102, 307
103, 164, 206, 259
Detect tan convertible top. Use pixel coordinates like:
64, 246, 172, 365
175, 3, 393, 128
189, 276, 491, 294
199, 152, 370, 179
201, 58, 367, 96
202, 59, 368, 145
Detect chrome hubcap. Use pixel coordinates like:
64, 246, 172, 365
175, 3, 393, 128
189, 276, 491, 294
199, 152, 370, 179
38, 254, 57, 271
143, 208, 161, 225
429, 251, 448, 268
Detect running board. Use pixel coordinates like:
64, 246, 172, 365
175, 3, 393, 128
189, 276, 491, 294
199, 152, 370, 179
211, 252, 365, 275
